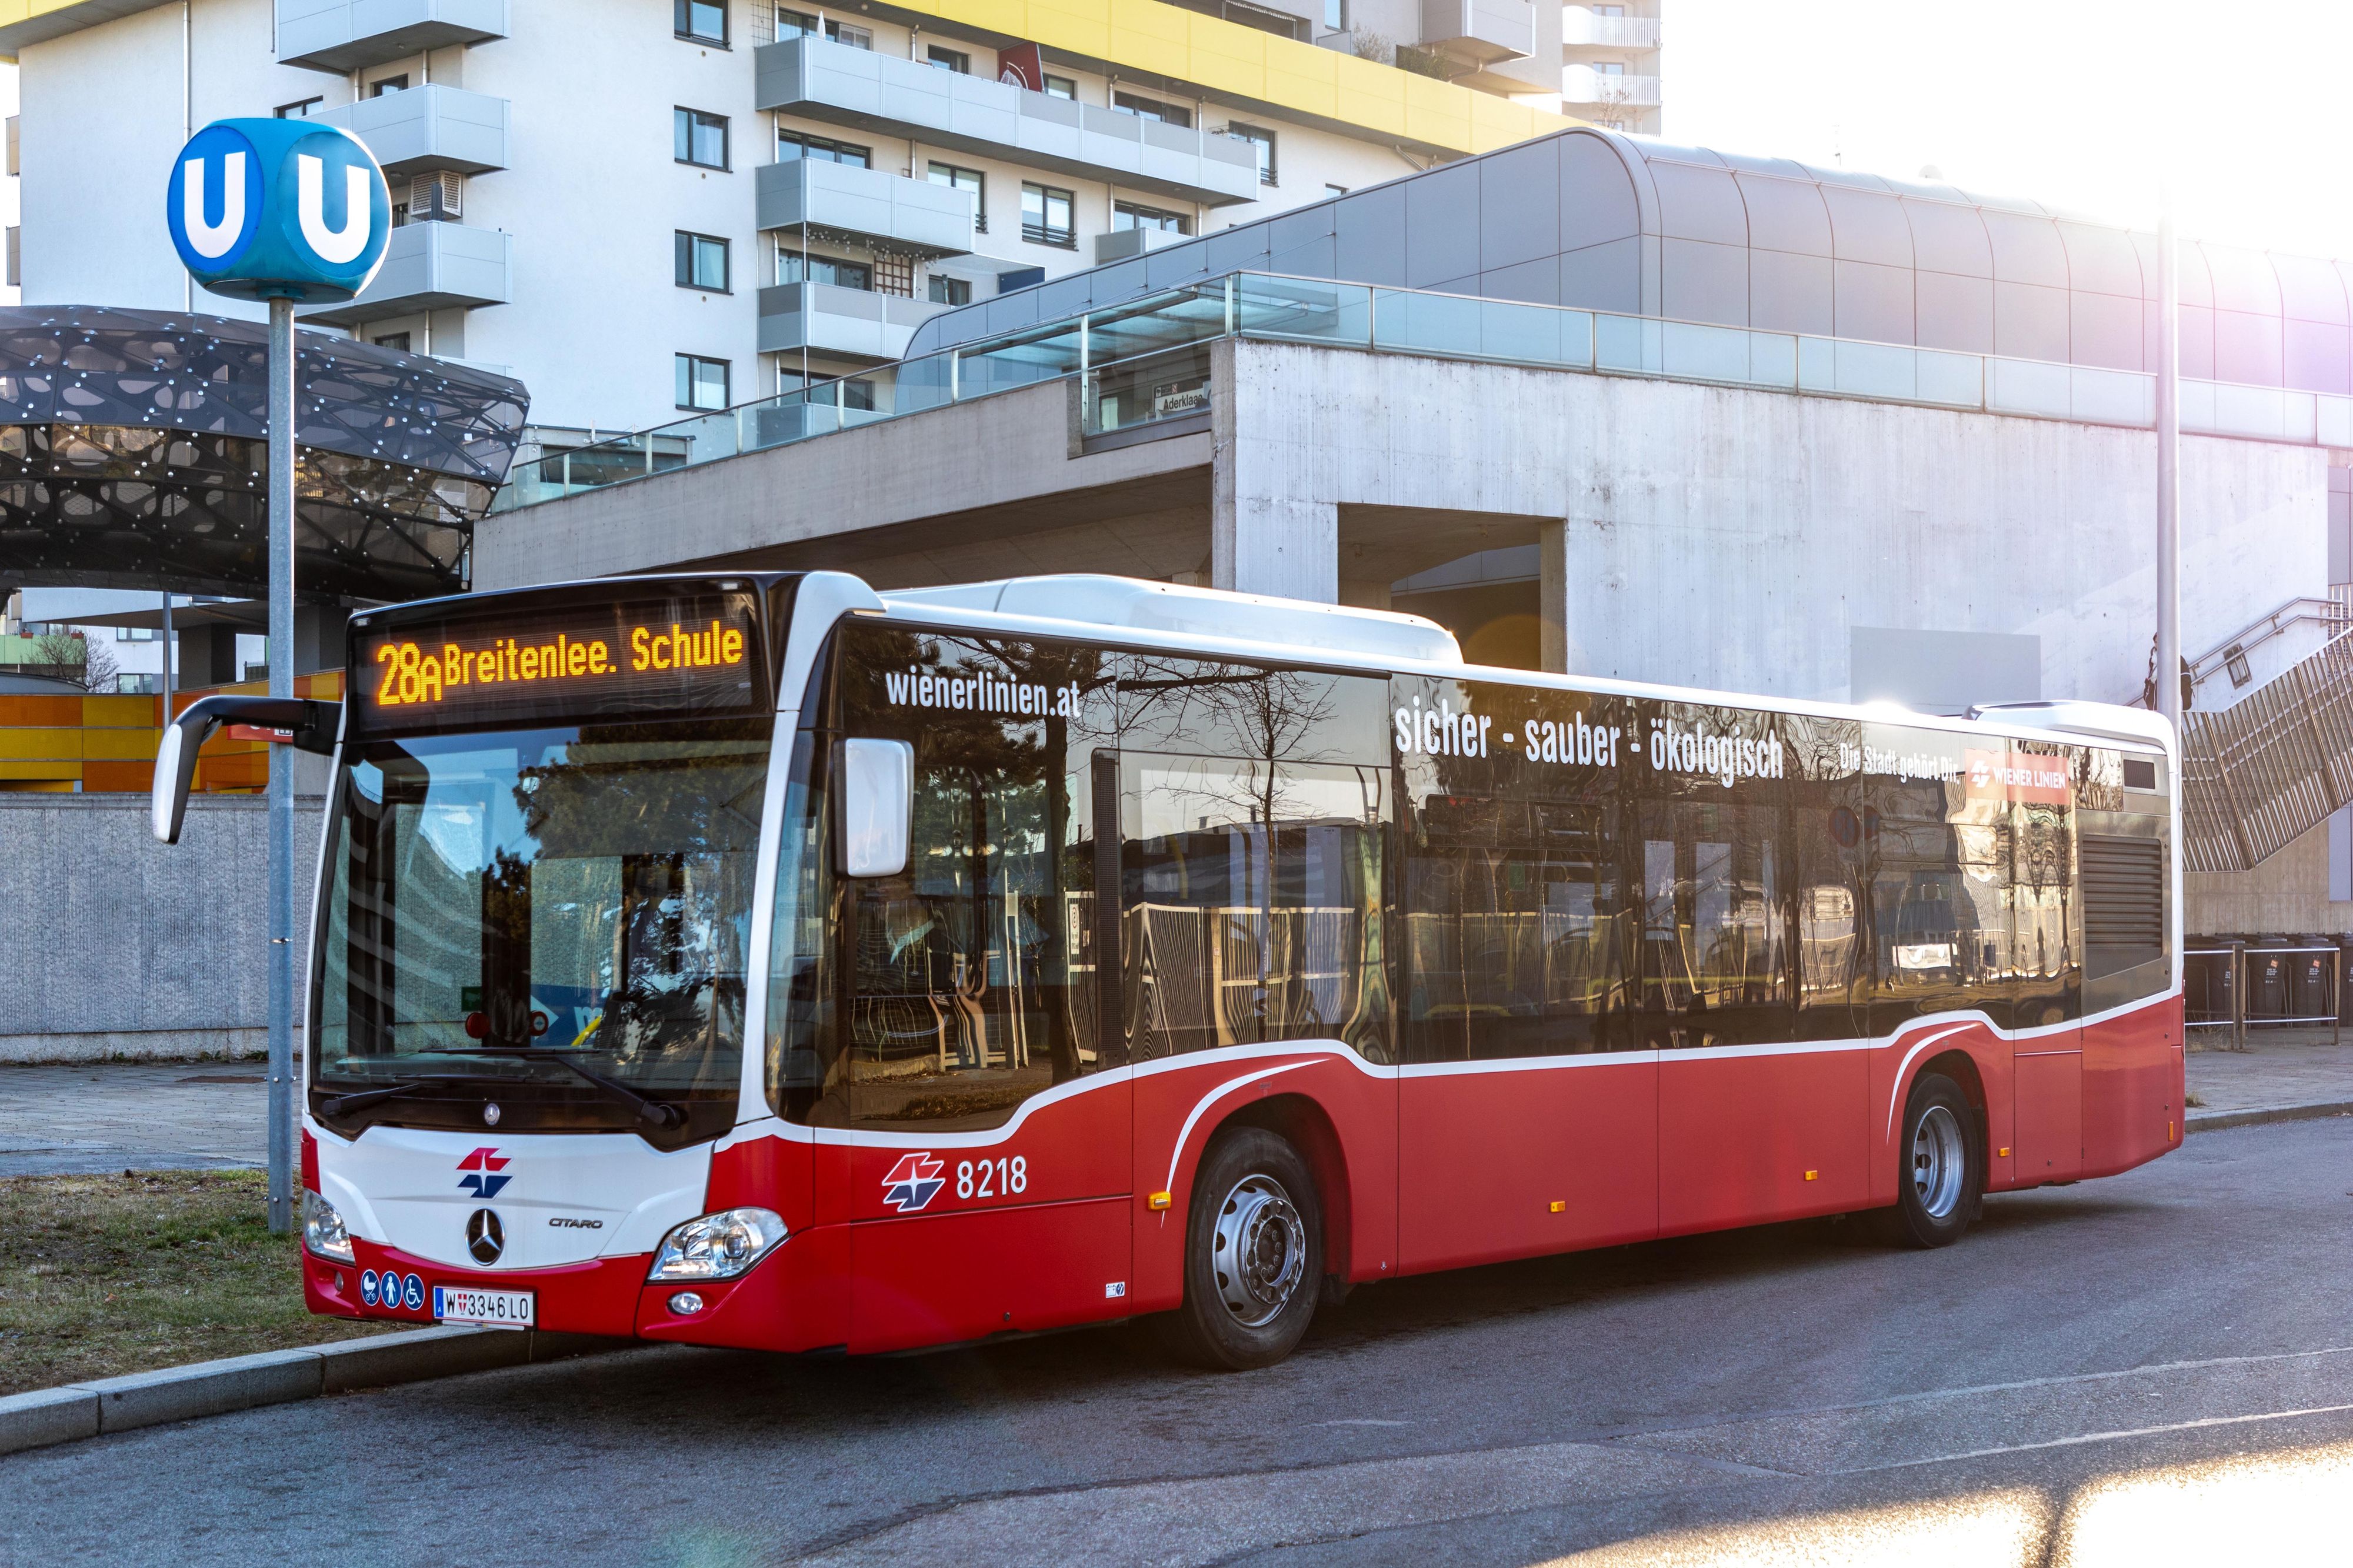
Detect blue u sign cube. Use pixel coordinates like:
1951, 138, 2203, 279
166, 118, 390, 302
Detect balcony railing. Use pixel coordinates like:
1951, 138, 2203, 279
313, 83, 509, 178
1561, 9, 1659, 50
493, 272, 2353, 512
1562, 65, 1662, 106
299, 220, 511, 327
755, 160, 975, 257
1417, 0, 1533, 65
752, 34, 1262, 208
276, 0, 508, 74
755, 282, 951, 361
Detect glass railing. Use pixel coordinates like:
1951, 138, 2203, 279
492, 271, 2353, 512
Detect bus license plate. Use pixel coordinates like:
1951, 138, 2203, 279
432, 1286, 534, 1329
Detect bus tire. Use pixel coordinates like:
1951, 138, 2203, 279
1894, 1072, 1979, 1249
1166, 1126, 1322, 1371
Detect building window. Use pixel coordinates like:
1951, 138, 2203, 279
928, 162, 985, 231
776, 6, 818, 34
274, 97, 321, 118
1112, 91, 1191, 128
872, 253, 914, 296
1224, 122, 1275, 185
1114, 200, 1189, 235
675, 231, 730, 292
926, 45, 969, 72
778, 129, 870, 166
1595, 59, 1624, 75
372, 331, 412, 351
676, 353, 729, 411
1021, 182, 1075, 248
1042, 74, 1076, 99
675, 0, 727, 43
675, 108, 729, 169
825, 19, 871, 48
928, 274, 972, 306
369, 75, 409, 95
778, 252, 872, 290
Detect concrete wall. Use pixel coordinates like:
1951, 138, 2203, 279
2188, 814, 2353, 939
0, 793, 324, 1062
1216, 338, 2329, 706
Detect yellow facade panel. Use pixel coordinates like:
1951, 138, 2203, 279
81, 729, 161, 761
0, 728, 85, 760
0, 758, 79, 780
884, 0, 1574, 156
81, 695, 159, 728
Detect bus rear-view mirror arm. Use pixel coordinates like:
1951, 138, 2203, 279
836, 738, 913, 878
152, 695, 342, 845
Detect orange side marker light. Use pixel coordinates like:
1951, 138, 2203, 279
1999, 1147, 2011, 1158
1548, 1200, 1567, 1213
1148, 1191, 1172, 1210
1804, 1170, 1818, 1182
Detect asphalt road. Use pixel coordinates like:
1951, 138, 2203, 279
5, 1117, 2352, 1566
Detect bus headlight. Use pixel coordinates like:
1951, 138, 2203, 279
302, 1191, 355, 1264
648, 1207, 786, 1282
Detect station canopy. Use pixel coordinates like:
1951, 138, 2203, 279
0, 306, 529, 602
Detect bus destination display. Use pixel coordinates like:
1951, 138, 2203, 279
350, 591, 765, 733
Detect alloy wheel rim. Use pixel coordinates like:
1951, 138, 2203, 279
1212, 1173, 1307, 1327
1911, 1102, 1967, 1220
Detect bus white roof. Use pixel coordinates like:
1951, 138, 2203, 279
880, 576, 1462, 667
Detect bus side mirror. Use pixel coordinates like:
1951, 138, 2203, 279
152, 695, 341, 845
836, 738, 913, 878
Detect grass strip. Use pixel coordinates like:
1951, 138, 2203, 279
0, 1169, 386, 1396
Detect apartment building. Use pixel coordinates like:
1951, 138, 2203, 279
0, 0, 1635, 439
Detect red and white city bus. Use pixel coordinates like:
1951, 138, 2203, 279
155, 572, 2184, 1369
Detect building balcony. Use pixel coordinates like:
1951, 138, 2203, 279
1560, 9, 1659, 52
1093, 226, 1192, 265
756, 282, 949, 362
312, 84, 508, 178
298, 219, 512, 327
276, 0, 508, 74
1561, 64, 1662, 108
1417, 0, 1532, 68
753, 35, 1262, 208
756, 159, 975, 258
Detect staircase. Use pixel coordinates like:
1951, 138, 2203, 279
2181, 609, 2353, 872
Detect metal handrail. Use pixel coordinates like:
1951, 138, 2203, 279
2184, 940, 2342, 1049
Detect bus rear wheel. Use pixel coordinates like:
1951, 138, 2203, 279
1166, 1127, 1322, 1370
1894, 1072, 1980, 1249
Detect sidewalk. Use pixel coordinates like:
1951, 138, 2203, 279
2185, 1024, 2353, 1128
0, 1063, 279, 1176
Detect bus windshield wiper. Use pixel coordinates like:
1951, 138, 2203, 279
441, 1047, 687, 1130
319, 1075, 479, 1117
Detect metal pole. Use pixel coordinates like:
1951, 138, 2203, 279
266, 293, 296, 1236
2231, 938, 2245, 1052
2156, 175, 2182, 732
159, 590, 174, 713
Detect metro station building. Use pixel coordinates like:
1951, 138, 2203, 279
479, 125, 2353, 937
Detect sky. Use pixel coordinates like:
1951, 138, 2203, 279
1666, 0, 2353, 258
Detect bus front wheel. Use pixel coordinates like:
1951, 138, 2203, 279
1894, 1073, 1981, 1249
1166, 1127, 1323, 1370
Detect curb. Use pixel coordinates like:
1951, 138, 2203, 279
2186, 1100, 2353, 1135
0, 1326, 631, 1459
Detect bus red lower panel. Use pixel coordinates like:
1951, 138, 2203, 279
2012, 1050, 2084, 1185
849, 1196, 1131, 1353
1399, 1059, 1657, 1273
1659, 1046, 1865, 1235
2081, 999, 2185, 1177
638, 1225, 850, 1352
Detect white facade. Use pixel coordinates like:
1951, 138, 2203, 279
5, 0, 1631, 436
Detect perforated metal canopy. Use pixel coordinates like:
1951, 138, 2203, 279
0, 305, 529, 602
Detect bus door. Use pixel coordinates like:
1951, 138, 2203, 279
2009, 788, 2084, 1185
816, 625, 1132, 1352
1394, 680, 1657, 1269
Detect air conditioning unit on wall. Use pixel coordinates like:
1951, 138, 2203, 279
408, 171, 464, 221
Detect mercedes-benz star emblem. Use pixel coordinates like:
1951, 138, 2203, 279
466, 1207, 505, 1265
483, 1103, 501, 1126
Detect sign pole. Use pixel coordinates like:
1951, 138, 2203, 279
266, 290, 296, 1236
2156, 174, 2182, 731
163, 117, 389, 1236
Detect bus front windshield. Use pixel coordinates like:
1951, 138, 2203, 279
314, 720, 771, 1130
